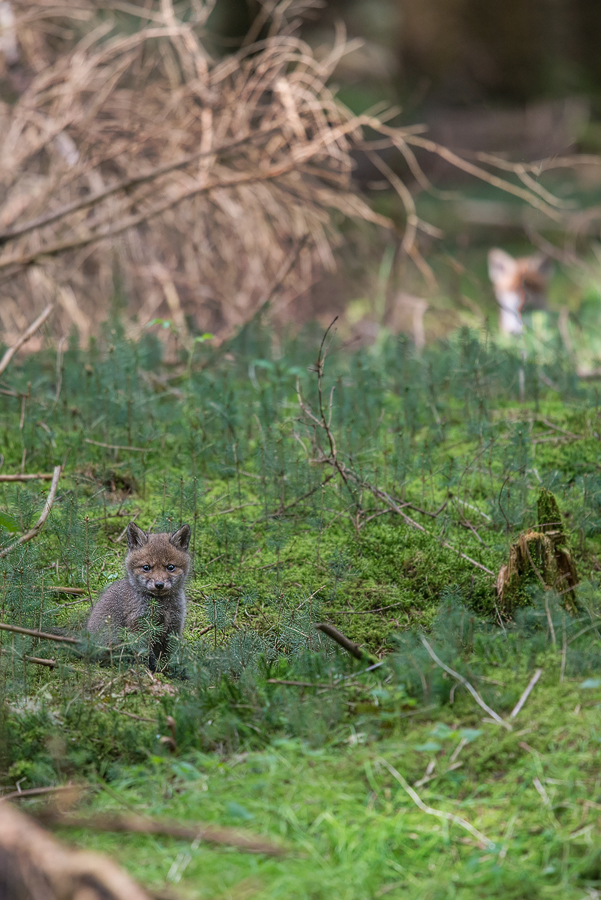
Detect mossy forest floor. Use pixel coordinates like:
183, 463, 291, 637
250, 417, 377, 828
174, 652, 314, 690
1, 318, 601, 898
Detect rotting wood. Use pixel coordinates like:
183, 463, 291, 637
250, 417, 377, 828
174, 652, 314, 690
496, 488, 578, 612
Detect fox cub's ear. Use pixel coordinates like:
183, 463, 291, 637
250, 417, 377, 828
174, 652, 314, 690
127, 522, 148, 550
170, 523, 191, 551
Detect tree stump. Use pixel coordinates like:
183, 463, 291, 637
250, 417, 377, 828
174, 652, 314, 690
496, 488, 578, 613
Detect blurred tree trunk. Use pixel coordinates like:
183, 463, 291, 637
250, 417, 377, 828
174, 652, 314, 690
398, 0, 600, 104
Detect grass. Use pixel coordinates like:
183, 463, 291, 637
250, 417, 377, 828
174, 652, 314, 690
1, 316, 601, 897
33, 674, 601, 899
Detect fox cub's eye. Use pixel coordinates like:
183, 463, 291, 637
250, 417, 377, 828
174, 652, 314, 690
166, 564, 175, 572
142, 564, 151, 571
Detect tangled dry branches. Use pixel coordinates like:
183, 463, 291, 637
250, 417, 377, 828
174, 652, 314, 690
0, 0, 579, 344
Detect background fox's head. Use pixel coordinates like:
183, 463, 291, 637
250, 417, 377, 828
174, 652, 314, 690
125, 522, 191, 597
488, 248, 552, 335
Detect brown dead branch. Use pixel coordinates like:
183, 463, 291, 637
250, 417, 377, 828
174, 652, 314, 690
38, 810, 287, 857
0, 471, 56, 481
0, 802, 153, 900
0, 465, 61, 558
0, 622, 77, 644
419, 634, 509, 728
316, 622, 369, 661
0, 1, 582, 342
1, 648, 57, 667
0, 304, 53, 376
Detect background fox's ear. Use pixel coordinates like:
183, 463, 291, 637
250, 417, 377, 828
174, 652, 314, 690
488, 248, 517, 283
170, 523, 191, 551
526, 253, 553, 279
126, 522, 148, 550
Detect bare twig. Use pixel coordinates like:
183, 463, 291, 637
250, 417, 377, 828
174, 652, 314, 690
84, 439, 148, 452
38, 811, 287, 857
378, 757, 495, 849
509, 668, 543, 719
316, 622, 373, 662
1, 648, 57, 667
419, 635, 509, 728
0, 472, 56, 482
0, 305, 53, 377
0, 622, 77, 645
0, 466, 61, 559
0, 784, 80, 803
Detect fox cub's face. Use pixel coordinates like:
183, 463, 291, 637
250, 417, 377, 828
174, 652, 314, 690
125, 522, 191, 597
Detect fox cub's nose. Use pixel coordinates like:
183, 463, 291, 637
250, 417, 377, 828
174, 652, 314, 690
155, 581, 165, 590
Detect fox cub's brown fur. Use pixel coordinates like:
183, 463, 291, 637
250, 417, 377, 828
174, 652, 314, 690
87, 522, 191, 668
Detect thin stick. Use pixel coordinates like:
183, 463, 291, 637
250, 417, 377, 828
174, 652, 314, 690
0, 466, 61, 559
0, 472, 56, 482
85, 439, 148, 452
0, 784, 79, 803
1, 648, 56, 667
419, 635, 508, 727
316, 623, 370, 661
38, 811, 286, 857
509, 668, 542, 719
378, 757, 495, 849
0, 305, 54, 377
0, 622, 77, 645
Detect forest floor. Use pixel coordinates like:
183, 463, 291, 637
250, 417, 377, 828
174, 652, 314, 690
0, 315, 600, 898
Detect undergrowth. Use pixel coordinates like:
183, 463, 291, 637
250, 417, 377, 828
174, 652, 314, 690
1, 319, 601, 897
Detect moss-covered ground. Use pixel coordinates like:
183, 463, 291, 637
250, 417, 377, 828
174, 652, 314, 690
1, 320, 601, 897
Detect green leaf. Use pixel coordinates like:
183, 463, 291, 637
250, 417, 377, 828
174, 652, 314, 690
459, 728, 483, 743
226, 801, 254, 820
430, 722, 455, 740
414, 741, 441, 752
0, 511, 19, 533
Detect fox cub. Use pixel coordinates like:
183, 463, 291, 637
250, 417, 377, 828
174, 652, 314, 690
488, 248, 551, 335
87, 522, 191, 668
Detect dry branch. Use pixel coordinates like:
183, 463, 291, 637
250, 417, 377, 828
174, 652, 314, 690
419, 635, 508, 728
1, 648, 57, 667
0, 472, 56, 482
0, 802, 152, 900
0, 465, 61, 559
38, 811, 287, 857
0, 1, 581, 343
0, 304, 53, 376
316, 622, 371, 661
510, 668, 543, 719
378, 756, 495, 849
0, 622, 77, 644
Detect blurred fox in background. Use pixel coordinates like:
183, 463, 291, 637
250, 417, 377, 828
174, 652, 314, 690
488, 248, 552, 335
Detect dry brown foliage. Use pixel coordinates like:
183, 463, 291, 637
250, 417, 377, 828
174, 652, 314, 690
0, 1, 577, 344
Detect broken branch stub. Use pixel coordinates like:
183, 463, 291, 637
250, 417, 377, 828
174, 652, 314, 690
496, 488, 578, 612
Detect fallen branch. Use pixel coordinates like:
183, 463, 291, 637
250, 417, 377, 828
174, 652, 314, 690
0, 784, 81, 804
509, 668, 543, 719
0, 622, 77, 645
38, 811, 287, 857
0, 465, 61, 559
1, 648, 56, 667
419, 635, 509, 728
0, 472, 56, 482
378, 756, 495, 849
316, 622, 375, 662
0, 802, 152, 900
0, 305, 54, 377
